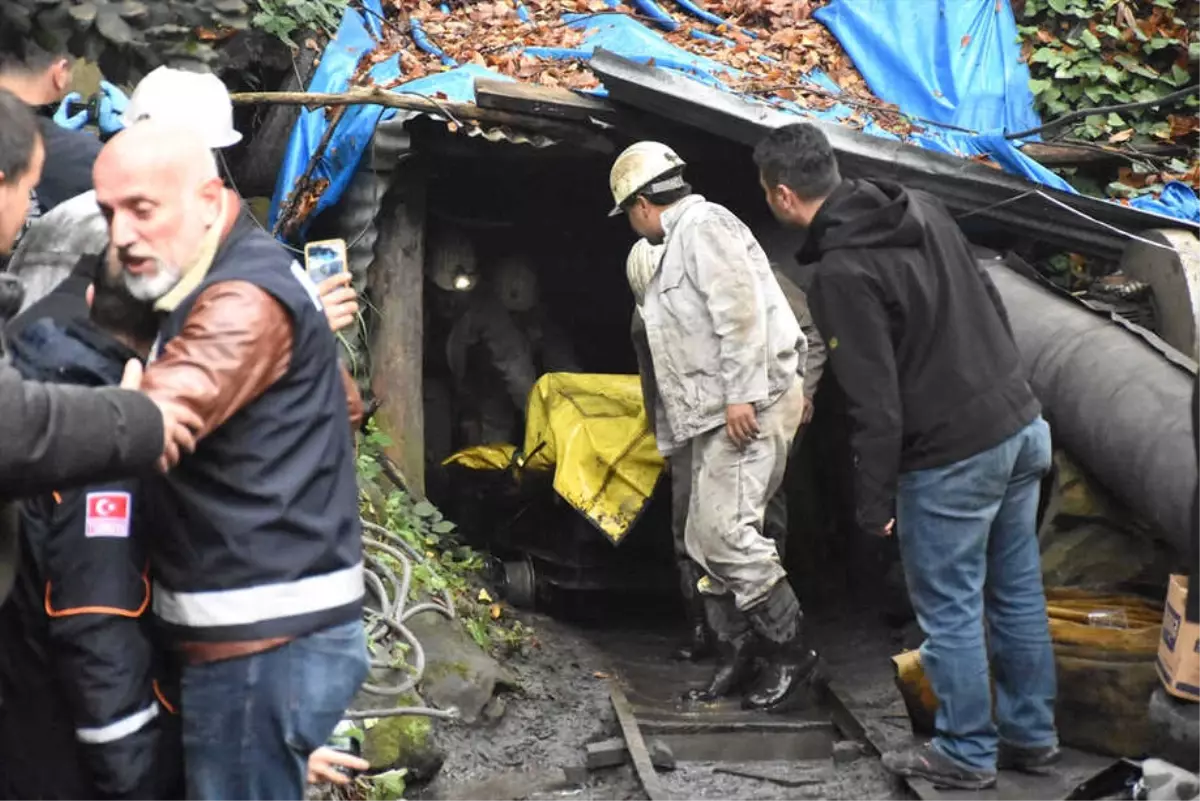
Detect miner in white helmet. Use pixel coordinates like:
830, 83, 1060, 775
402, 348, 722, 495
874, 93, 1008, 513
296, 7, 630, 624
432, 235, 579, 447
610, 141, 818, 712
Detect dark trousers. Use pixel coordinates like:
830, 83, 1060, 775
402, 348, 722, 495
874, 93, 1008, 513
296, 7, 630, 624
763, 424, 807, 563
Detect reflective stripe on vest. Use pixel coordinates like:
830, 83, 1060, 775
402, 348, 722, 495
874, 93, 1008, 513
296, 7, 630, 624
76, 701, 159, 745
152, 562, 364, 628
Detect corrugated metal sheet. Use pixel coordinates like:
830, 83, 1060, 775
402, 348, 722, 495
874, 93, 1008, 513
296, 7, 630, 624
329, 115, 416, 288
589, 50, 1198, 261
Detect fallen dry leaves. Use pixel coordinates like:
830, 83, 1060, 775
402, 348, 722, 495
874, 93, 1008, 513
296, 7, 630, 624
348, 0, 911, 135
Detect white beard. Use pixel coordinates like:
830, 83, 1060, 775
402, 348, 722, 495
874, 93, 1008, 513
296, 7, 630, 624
123, 263, 182, 301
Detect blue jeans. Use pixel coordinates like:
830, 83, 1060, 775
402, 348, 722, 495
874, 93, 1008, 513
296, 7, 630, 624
896, 417, 1058, 772
180, 619, 370, 800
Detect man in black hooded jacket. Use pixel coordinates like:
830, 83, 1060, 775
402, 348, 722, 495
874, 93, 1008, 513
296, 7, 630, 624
754, 123, 1058, 791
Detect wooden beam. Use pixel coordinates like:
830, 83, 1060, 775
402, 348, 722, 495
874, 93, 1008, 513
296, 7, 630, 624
1022, 141, 1187, 166
473, 78, 617, 122
367, 162, 427, 497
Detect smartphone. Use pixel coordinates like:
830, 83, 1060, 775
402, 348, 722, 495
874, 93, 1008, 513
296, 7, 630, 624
304, 238, 348, 285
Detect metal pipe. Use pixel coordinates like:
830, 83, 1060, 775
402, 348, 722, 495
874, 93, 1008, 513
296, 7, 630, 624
986, 258, 1198, 554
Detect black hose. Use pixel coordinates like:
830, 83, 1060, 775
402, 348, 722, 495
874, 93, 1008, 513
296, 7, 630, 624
1005, 84, 1199, 140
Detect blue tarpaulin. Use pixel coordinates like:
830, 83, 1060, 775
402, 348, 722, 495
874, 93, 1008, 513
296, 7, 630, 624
814, 0, 1075, 192
269, 0, 517, 233
1130, 181, 1200, 221
270, 0, 1199, 236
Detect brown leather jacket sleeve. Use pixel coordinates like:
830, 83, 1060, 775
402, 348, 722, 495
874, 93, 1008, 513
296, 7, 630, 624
141, 281, 292, 441
141, 282, 366, 440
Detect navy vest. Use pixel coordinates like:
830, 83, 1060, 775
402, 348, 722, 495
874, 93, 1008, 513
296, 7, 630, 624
148, 218, 363, 642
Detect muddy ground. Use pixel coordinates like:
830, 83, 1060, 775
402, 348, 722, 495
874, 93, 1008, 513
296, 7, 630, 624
411, 607, 912, 801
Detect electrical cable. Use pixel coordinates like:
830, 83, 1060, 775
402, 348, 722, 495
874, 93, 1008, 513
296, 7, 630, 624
954, 186, 1188, 251
338, 519, 464, 721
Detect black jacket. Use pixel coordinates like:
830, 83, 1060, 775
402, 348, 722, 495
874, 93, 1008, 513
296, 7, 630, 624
798, 179, 1040, 534
0, 319, 182, 800
0, 340, 163, 607
35, 116, 101, 213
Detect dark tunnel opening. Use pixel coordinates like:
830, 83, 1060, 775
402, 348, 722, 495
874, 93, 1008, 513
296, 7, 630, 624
407, 118, 912, 633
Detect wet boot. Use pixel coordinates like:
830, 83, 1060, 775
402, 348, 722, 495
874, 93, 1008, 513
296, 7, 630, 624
742, 582, 823, 713
682, 595, 756, 702
673, 561, 715, 662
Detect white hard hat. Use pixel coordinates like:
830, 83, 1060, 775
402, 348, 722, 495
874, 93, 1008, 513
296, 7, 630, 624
123, 66, 243, 149
608, 141, 687, 217
494, 256, 538, 313
625, 238, 664, 307
428, 234, 478, 292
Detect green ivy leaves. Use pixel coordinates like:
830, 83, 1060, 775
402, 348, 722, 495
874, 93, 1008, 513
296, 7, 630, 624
1020, 0, 1197, 144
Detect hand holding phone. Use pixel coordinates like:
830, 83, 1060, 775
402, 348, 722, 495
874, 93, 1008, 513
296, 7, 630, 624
304, 238, 348, 285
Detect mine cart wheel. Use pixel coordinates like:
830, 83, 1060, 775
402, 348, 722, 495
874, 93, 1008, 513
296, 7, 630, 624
1149, 687, 1200, 773
503, 558, 537, 610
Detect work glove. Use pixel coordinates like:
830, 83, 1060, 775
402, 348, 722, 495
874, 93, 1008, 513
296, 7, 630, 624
97, 80, 128, 136
52, 93, 88, 130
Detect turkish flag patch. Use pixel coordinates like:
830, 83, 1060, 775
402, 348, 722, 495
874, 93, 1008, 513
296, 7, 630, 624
85, 492, 132, 538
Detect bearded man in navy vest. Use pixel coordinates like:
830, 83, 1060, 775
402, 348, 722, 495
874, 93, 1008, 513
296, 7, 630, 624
92, 120, 368, 801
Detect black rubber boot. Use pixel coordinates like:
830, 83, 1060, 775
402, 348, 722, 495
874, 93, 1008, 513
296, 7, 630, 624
673, 561, 715, 662
682, 631, 756, 703
682, 595, 755, 702
742, 582, 824, 713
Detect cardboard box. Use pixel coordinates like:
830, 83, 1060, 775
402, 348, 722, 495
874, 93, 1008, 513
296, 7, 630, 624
1157, 574, 1200, 702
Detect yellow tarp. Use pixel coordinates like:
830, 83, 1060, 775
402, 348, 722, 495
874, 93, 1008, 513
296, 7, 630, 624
443, 373, 666, 544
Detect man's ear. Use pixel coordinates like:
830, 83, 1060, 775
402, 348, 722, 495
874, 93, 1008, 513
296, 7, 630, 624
51, 59, 72, 94
198, 177, 224, 227
85, 283, 95, 309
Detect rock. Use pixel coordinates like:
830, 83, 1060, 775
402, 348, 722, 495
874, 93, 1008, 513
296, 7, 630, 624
360, 697, 446, 783
481, 695, 508, 722
439, 768, 577, 800
1148, 688, 1200, 773
1039, 450, 1175, 590
832, 740, 869, 766
1041, 520, 1174, 589
406, 610, 517, 724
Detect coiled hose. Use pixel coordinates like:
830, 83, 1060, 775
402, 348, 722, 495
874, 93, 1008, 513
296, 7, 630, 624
343, 519, 461, 721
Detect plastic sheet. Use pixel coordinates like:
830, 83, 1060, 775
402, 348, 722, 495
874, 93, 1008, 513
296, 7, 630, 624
815, 0, 1073, 191
270, 7, 862, 237
1131, 181, 1200, 224
268, 1, 510, 234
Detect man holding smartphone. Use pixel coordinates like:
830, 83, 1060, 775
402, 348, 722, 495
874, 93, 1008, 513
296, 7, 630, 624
95, 120, 367, 800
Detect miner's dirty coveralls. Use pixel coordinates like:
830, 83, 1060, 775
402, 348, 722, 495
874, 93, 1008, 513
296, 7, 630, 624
632, 267, 825, 655
0, 317, 182, 800
446, 292, 580, 445
640, 195, 816, 705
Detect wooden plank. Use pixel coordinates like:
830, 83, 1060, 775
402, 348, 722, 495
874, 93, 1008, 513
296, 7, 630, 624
1022, 141, 1185, 166
367, 164, 427, 496
609, 680, 672, 801
474, 78, 616, 122
823, 680, 1115, 801
905, 747, 1116, 801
